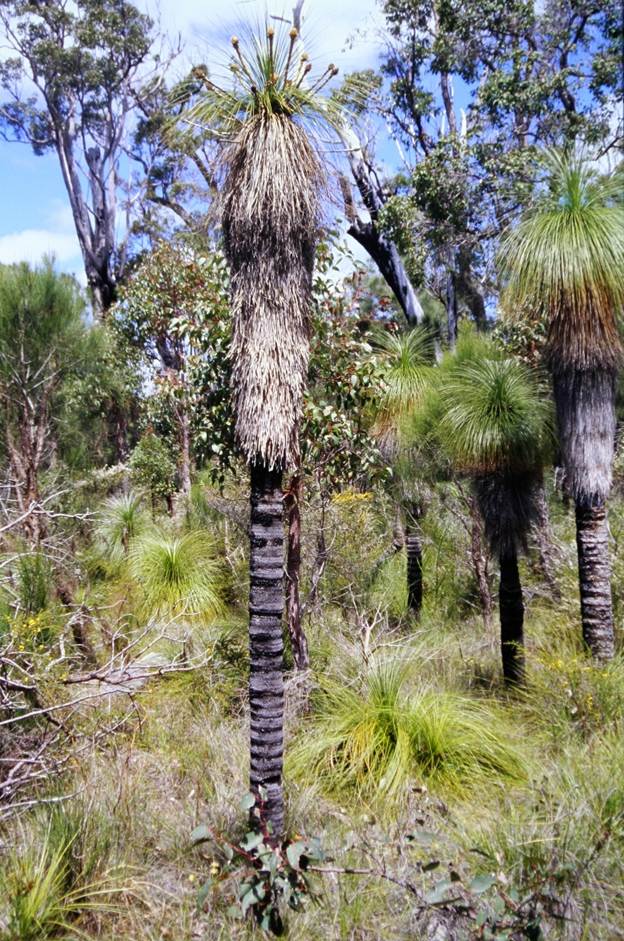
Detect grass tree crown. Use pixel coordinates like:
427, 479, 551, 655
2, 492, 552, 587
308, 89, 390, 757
498, 150, 624, 373
176, 25, 343, 470
438, 355, 552, 477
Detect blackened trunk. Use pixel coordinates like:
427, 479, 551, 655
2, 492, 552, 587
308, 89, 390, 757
347, 221, 425, 325
249, 464, 285, 840
499, 549, 524, 685
285, 474, 309, 671
575, 500, 614, 661
405, 504, 423, 617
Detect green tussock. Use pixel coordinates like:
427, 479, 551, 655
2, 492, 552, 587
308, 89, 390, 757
373, 326, 434, 429
128, 530, 223, 621
288, 662, 527, 804
463, 729, 624, 915
438, 356, 551, 475
96, 491, 146, 560
0, 806, 126, 941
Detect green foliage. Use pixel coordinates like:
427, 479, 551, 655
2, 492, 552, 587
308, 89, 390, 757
129, 433, 177, 507
192, 790, 324, 936
175, 21, 343, 131
303, 248, 388, 490
526, 650, 624, 739
96, 492, 146, 560
128, 529, 223, 621
437, 355, 551, 475
499, 150, 624, 369
0, 261, 85, 374
373, 326, 434, 428
465, 729, 624, 939
0, 805, 125, 941
58, 325, 142, 470
16, 553, 51, 615
289, 661, 526, 802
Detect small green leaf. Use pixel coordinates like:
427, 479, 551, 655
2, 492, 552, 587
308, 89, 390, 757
469, 873, 496, 894
406, 829, 438, 846
197, 878, 213, 909
190, 824, 211, 846
286, 841, 306, 868
240, 831, 263, 852
240, 793, 256, 811
425, 878, 453, 905
241, 882, 266, 914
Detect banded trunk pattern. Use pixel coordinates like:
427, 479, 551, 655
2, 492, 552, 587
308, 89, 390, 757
499, 550, 524, 685
405, 506, 423, 617
285, 474, 309, 671
248, 464, 286, 839
575, 501, 614, 661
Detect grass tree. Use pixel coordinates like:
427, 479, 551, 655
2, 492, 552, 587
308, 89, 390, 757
438, 354, 551, 684
373, 327, 434, 617
97, 492, 145, 558
500, 151, 624, 660
129, 530, 222, 622
178, 26, 340, 837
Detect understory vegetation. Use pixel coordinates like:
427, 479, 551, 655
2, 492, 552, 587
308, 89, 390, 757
0, 0, 622, 938
2, 472, 624, 939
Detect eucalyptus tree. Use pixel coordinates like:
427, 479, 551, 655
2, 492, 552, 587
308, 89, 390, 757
500, 152, 624, 661
376, 0, 622, 341
438, 351, 552, 684
0, 262, 87, 546
0, 0, 172, 316
178, 26, 340, 838
116, 242, 232, 497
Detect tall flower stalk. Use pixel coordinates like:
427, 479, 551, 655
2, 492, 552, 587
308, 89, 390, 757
176, 24, 340, 838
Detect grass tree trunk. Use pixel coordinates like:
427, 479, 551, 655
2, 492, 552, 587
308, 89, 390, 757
553, 367, 617, 661
405, 503, 423, 617
575, 500, 614, 661
499, 549, 524, 685
249, 463, 286, 840
285, 474, 310, 671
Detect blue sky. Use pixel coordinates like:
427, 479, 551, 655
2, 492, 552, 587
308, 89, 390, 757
0, 0, 384, 282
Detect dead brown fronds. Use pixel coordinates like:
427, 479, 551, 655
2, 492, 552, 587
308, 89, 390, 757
223, 113, 323, 470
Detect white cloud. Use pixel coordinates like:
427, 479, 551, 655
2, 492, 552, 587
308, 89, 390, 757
0, 228, 81, 267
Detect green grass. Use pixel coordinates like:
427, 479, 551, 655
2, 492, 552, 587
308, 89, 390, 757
128, 529, 224, 621
0, 805, 129, 941
288, 660, 528, 804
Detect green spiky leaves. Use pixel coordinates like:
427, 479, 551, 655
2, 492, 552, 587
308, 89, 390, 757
438, 356, 551, 476
129, 530, 223, 621
288, 661, 527, 803
499, 150, 624, 371
174, 23, 342, 136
